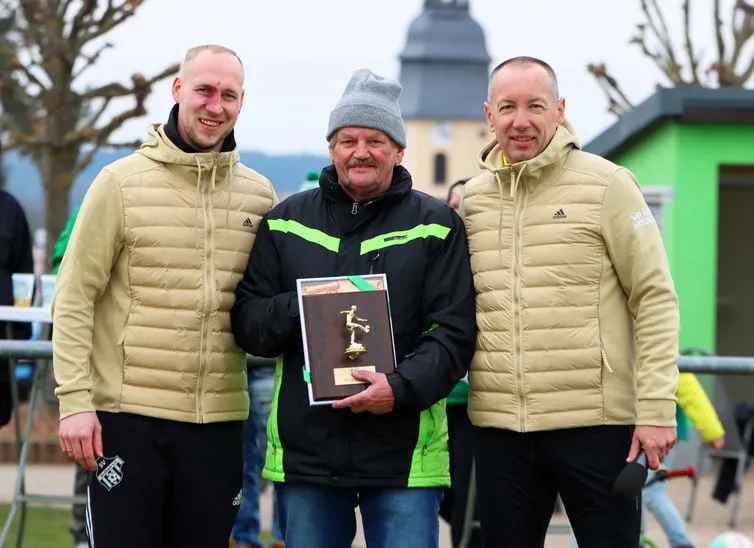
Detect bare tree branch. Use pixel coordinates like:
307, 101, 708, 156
80, 81, 129, 99
72, 103, 143, 170
68, 0, 97, 44
647, 0, 679, 66
84, 95, 113, 128
730, 0, 754, 73
72, 41, 113, 80
75, 137, 140, 174
0, 0, 179, 262
709, 0, 754, 85
641, 0, 685, 84
682, 0, 701, 85
18, 0, 44, 53
629, 24, 664, 72
76, 1, 142, 47
68, 64, 178, 149
714, 0, 726, 62
58, 0, 76, 19
737, 51, 754, 83
589, 0, 754, 117
9, 55, 48, 91
81, 62, 178, 100
587, 63, 634, 116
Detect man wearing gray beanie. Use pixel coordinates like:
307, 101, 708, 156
231, 68, 477, 548
326, 68, 407, 148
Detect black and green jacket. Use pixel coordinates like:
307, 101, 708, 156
231, 165, 476, 488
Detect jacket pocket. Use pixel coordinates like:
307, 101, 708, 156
420, 404, 437, 471
601, 346, 613, 373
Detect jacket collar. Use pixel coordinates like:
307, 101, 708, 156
164, 104, 237, 154
319, 164, 413, 206
478, 120, 580, 182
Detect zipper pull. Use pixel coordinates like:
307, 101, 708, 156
351, 203, 358, 215
368, 251, 380, 274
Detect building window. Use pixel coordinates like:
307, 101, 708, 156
434, 153, 447, 185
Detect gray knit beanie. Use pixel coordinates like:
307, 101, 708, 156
326, 68, 406, 148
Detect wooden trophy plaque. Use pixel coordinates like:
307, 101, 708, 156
296, 274, 397, 405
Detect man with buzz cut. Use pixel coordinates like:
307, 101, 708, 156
462, 56, 680, 547
52, 44, 278, 547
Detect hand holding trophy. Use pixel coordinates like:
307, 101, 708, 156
297, 274, 396, 405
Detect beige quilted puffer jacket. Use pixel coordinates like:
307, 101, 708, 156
462, 121, 679, 433
52, 124, 277, 423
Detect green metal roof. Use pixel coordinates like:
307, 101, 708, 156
584, 87, 754, 158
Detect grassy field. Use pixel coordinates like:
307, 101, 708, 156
0, 503, 283, 547
0, 503, 73, 547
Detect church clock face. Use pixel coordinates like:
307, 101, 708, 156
431, 122, 453, 146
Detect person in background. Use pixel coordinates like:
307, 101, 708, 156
439, 178, 483, 548
570, 372, 725, 548
298, 170, 320, 192
0, 189, 34, 427
446, 179, 465, 213
50, 205, 81, 275
49, 203, 89, 548
230, 356, 285, 548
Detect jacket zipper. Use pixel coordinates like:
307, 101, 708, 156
268, 356, 285, 474
196, 159, 215, 423
351, 202, 358, 215
421, 404, 437, 471
512, 183, 527, 432
368, 251, 380, 274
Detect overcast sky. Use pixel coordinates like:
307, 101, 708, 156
79, 0, 733, 155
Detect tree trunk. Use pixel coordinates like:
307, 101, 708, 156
41, 148, 78, 270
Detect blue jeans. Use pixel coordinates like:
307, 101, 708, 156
642, 447, 693, 546
277, 483, 443, 548
232, 365, 283, 547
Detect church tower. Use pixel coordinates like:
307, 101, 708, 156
398, 0, 491, 197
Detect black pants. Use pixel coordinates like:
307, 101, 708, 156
86, 412, 243, 548
474, 425, 640, 548
440, 404, 483, 548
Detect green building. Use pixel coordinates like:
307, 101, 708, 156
584, 87, 754, 405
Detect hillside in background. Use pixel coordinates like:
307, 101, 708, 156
4, 148, 330, 232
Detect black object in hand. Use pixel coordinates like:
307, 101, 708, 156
612, 452, 648, 500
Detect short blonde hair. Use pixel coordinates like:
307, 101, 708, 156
181, 45, 243, 75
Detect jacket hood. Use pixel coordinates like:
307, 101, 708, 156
135, 124, 243, 232
477, 119, 581, 178
136, 124, 241, 196
470, 120, 582, 264
137, 123, 240, 169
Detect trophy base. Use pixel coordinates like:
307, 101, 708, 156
344, 344, 368, 360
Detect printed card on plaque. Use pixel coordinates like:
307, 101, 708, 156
296, 274, 397, 406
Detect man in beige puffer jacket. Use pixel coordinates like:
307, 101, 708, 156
462, 56, 680, 547
52, 45, 278, 547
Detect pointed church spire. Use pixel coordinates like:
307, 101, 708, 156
399, 0, 490, 119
